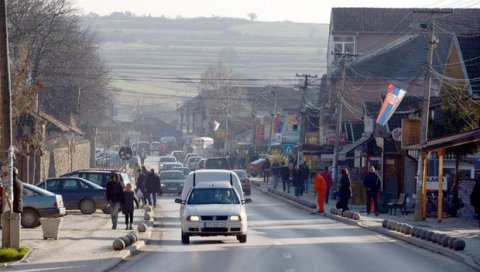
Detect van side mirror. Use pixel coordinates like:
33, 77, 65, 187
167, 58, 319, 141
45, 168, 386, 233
174, 198, 183, 204
243, 198, 252, 204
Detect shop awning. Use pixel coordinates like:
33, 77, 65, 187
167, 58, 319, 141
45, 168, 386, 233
339, 135, 371, 156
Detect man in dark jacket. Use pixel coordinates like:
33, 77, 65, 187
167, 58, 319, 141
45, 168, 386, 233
292, 164, 303, 197
13, 168, 23, 213
136, 169, 148, 206
470, 180, 480, 227
106, 173, 124, 229
321, 166, 333, 204
299, 161, 310, 194
263, 158, 271, 183
363, 166, 381, 216
145, 169, 161, 208
280, 162, 291, 193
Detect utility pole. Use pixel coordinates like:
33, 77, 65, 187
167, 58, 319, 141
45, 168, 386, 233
224, 103, 229, 155
331, 53, 356, 190
267, 88, 277, 154
413, 8, 452, 221
295, 74, 317, 163
251, 99, 256, 153
1, 0, 20, 248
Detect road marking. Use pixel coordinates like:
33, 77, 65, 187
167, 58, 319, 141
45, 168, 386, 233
282, 252, 292, 259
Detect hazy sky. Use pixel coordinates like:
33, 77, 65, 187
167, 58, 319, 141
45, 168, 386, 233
73, 0, 480, 23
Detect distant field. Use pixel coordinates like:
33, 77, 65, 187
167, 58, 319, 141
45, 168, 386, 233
86, 16, 328, 115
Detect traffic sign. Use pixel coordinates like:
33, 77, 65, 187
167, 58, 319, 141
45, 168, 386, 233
119, 146, 133, 161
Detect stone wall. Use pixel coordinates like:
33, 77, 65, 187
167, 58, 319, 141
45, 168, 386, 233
39, 140, 91, 181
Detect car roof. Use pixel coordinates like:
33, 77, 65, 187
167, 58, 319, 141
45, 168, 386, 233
24, 183, 56, 196
45, 177, 104, 189
194, 181, 232, 189
160, 170, 184, 173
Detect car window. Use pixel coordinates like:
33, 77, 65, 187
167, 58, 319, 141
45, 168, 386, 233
160, 172, 185, 179
206, 158, 230, 170
85, 173, 103, 185
63, 179, 79, 190
78, 180, 91, 189
46, 179, 61, 191
234, 171, 247, 179
23, 187, 40, 197
187, 188, 240, 205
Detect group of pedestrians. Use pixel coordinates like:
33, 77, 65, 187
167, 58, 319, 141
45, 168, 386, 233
105, 173, 139, 230
105, 166, 162, 230
135, 166, 162, 208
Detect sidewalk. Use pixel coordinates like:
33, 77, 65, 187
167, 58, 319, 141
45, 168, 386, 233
252, 178, 480, 269
1, 207, 155, 272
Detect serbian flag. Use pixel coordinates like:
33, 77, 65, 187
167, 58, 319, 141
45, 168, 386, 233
376, 84, 407, 126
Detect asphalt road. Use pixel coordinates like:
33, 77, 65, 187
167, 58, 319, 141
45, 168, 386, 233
111, 183, 476, 272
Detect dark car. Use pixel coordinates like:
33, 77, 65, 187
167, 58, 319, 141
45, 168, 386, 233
233, 169, 252, 195
61, 169, 133, 189
159, 170, 186, 195
37, 177, 108, 214
205, 157, 231, 170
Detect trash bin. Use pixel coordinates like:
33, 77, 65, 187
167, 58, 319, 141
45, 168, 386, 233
40, 217, 63, 240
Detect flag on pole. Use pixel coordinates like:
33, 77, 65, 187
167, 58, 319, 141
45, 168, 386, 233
376, 84, 407, 126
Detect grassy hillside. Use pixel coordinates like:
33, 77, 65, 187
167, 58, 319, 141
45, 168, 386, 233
84, 16, 329, 120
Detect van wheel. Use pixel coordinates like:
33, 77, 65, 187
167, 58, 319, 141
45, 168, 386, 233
79, 199, 96, 214
237, 234, 247, 243
181, 232, 190, 244
22, 208, 40, 228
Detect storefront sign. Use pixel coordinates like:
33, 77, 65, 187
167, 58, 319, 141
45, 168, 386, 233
401, 119, 420, 148
426, 176, 448, 190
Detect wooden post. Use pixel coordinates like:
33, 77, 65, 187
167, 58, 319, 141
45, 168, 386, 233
437, 149, 445, 223
422, 151, 428, 219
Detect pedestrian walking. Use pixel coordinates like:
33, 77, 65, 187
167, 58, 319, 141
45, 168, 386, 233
314, 171, 327, 213
136, 169, 147, 206
145, 169, 161, 208
123, 183, 139, 230
292, 164, 302, 197
321, 166, 333, 204
299, 161, 310, 194
106, 173, 124, 229
271, 161, 281, 190
280, 161, 291, 193
363, 166, 381, 215
338, 168, 352, 211
132, 162, 140, 180
263, 158, 271, 183
140, 148, 147, 166
13, 168, 23, 214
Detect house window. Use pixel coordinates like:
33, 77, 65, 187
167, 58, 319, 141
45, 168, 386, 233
333, 36, 355, 55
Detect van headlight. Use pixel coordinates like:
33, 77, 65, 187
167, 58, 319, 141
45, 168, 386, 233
187, 215, 200, 221
229, 215, 242, 221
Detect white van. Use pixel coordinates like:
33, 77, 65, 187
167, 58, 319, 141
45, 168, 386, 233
175, 169, 252, 244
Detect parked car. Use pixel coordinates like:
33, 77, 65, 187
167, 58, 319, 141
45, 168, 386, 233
233, 169, 252, 195
170, 150, 186, 162
171, 166, 192, 177
36, 177, 108, 214
61, 169, 133, 188
0, 183, 66, 228
246, 158, 266, 177
160, 170, 186, 195
95, 152, 124, 169
185, 156, 202, 170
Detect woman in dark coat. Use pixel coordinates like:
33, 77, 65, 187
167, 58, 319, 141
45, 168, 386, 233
123, 183, 139, 230
338, 168, 352, 211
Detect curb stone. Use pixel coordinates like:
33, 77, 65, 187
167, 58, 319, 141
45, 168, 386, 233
252, 182, 480, 271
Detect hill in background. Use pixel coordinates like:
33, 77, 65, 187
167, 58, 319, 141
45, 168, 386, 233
82, 14, 329, 121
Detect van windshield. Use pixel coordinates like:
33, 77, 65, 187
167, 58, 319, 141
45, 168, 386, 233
187, 188, 240, 205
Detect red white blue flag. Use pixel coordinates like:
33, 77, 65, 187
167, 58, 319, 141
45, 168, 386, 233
376, 84, 407, 126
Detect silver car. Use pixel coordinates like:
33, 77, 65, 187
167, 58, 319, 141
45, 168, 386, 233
160, 170, 186, 195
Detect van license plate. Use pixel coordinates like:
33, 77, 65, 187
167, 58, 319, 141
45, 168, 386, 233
204, 222, 226, 228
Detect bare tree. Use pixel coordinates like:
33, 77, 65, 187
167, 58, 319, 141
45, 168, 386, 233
7, 0, 110, 126
247, 12, 257, 22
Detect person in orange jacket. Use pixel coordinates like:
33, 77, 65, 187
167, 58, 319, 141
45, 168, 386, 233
314, 171, 327, 213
